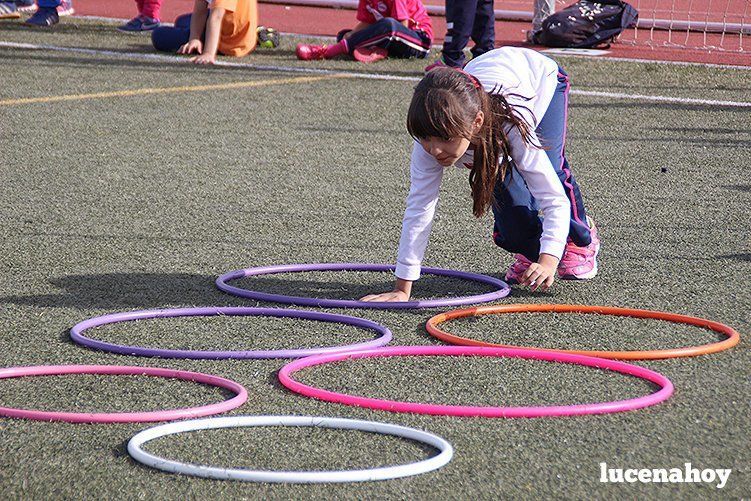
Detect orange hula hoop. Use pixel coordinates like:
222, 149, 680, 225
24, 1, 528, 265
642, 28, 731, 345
425, 304, 741, 360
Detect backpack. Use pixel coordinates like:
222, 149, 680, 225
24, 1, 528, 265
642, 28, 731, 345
536, 0, 639, 49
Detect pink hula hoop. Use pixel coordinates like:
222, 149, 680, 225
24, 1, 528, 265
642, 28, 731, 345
0, 365, 248, 423
278, 346, 674, 418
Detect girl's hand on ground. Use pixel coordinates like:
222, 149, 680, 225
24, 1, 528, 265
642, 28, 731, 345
520, 255, 559, 292
178, 39, 203, 55
190, 53, 216, 65
360, 290, 411, 302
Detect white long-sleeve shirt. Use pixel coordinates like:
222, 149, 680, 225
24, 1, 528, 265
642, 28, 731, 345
395, 47, 571, 281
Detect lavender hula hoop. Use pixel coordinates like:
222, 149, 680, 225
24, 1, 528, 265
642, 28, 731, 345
216, 263, 510, 309
71, 307, 392, 359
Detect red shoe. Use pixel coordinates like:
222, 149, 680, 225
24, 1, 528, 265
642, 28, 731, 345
353, 46, 387, 63
296, 43, 326, 60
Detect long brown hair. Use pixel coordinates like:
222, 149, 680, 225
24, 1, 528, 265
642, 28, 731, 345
407, 67, 535, 218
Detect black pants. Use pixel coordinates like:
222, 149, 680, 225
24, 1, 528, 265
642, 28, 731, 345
442, 0, 495, 67
342, 18, 431, 59
491, 69, 591, 260
152, 13, 198, 53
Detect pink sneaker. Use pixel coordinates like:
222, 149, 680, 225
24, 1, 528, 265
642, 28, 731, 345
57, 0, 73, 16
558, 220, 601, 280
504, 253, 533, 284
296, 43, 326, 60
353, 46, 387, 63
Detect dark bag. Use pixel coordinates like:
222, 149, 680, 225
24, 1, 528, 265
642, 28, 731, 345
536, 0, 639, 48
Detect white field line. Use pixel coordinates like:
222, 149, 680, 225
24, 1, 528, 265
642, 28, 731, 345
0, 41, 419, 81
2, 40, 751, 107
569, 90, 751, 107
13, 13, 751, 70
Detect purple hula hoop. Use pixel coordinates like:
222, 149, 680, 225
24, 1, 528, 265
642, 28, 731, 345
216, 263, 510, 309
70, 307, 392, 359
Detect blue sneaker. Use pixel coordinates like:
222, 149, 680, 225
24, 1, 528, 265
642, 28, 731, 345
117, 15, 159, 33
0, 1, 20, 19
23, 5, 58, 26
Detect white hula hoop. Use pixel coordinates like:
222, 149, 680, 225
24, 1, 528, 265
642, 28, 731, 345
127, 415, 454, 483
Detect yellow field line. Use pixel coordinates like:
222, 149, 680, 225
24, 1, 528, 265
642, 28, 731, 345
0, 74, 348, 106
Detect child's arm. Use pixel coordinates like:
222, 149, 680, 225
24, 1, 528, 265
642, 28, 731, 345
508, 127, 569, 292
178, 0, 210, 56
191, 7, 225, 64
360, 144, 444, 302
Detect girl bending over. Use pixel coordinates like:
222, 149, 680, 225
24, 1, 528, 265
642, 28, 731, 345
362, 47, 600, 301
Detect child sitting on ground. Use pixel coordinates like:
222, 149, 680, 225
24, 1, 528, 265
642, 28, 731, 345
296, 0, 433, 63
152, 0, 257, 64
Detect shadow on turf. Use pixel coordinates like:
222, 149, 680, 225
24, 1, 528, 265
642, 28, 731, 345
297, 125, 403, 135
247, 48, 429, 77
723, 184, 751, 193
659, 126, 750, 134
0, 272, 510, 309
719, 252, 751, 262
113, 440, 130, 460
0, 21, 99, 34
0, 273, 234, 310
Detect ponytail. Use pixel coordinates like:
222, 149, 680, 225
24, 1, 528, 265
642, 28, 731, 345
470, 90, 535, 217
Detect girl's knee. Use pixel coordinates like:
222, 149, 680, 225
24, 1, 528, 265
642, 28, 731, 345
151, 28, 167, 52
379, 17, 402, 32
152, 27, 179, 52
494, 234, 539, 261
174, 13, 192, 28
492, 212, 543, 257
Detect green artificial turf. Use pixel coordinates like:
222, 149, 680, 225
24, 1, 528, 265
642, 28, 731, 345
0, 17, 749, 500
